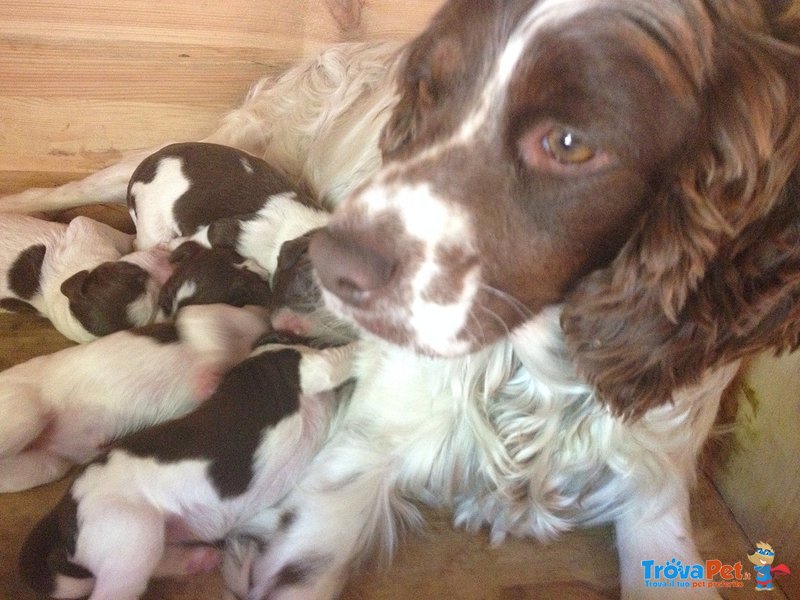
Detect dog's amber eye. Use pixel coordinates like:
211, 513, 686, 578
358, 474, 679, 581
542, 128, 596, 164
518, 123, 612, 174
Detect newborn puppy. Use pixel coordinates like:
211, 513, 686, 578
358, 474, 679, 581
0, 303, 269, 493
156, 241, 273, 320
59, 246, 173, 337
0, 214, 169, 342
270, 232, 359, 345
19, 337, 357, 600
127, 142, 319, 250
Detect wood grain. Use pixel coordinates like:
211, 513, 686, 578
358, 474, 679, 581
0, 1, 442, 186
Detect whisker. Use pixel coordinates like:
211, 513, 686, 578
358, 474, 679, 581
479, 284, 533, 321
474, 301, 513, 338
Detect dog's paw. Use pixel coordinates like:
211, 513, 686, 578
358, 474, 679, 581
184, 546, 223, 574
191, 365, 224, 401
154, 544, 222, 578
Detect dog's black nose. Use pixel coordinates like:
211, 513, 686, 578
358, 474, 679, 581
309, 227, 396, 307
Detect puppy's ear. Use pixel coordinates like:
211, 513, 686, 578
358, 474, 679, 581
562, 16, 800, 418
60, 270, 90, 299
276, 231, 315, 273
169, 241, 203, 264
207, 217, 242, 249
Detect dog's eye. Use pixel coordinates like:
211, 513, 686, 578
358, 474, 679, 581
518, 124, 612, 174
542, 129, 595, 164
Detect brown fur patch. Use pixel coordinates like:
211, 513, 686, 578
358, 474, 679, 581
8, 244, 46, 299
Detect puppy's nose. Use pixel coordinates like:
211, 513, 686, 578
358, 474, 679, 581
309, 228, 396, 307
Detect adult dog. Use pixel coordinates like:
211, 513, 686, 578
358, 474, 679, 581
3, 1, 799, 598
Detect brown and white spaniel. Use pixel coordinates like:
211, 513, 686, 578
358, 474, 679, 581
3, 1, 799, 598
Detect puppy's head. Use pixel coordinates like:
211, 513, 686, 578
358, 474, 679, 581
271, 232, 359, 345
158, 241, 273, 319
310, 0, 800, 414
61, 260, 157, 336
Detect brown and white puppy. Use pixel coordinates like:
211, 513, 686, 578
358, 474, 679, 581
156, 241, 273, 321
0, 214, 170, 342
127, 142, 321, 251
0, 303, 269, 493
18, 336, 357, 600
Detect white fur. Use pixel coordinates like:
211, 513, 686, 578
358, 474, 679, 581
0, 303, 269, 493
128, 156, 190, 249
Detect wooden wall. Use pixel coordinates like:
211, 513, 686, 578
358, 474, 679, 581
0, 0, 443, 196
710, 353, 800, 599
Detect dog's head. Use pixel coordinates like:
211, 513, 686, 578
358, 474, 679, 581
310, 0, 800, 415
61, 260, 158, 336
157, 241, 273, 319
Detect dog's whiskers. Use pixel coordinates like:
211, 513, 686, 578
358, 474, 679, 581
479, 284, 533, 322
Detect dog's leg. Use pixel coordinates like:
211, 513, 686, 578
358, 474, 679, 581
0, 451, 72, 493
152, 544, 222, 578
0, 148, 159, 214
77, 498, 164, 600
297, 342, 358, 395
0, 386, 49, 456
615, 485, 722, 599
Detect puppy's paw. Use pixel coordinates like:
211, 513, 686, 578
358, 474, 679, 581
154, 544, 222, 578
191, 365, 224, 401
184, 546, 223, 575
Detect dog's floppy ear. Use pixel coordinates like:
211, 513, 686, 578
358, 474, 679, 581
169, 240, 204, 264
379, 32, 463, 159
276, 230, 315, 273
561, 10, 800, 418
60, 270, 90, 299
207, 216, 242, 249
379, 81, 419, 159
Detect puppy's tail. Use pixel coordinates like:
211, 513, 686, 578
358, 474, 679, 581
18, 502, 95, 599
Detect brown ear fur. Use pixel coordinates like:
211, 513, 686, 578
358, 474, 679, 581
561, 7, 800, 418
60, 270, 90, 299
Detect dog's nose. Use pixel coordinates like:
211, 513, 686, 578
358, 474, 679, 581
309, 228, 396, 307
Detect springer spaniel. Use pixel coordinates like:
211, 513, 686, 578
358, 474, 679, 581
3, 1, 799, 598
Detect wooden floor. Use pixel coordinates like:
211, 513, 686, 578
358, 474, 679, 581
0, 310, 782, 600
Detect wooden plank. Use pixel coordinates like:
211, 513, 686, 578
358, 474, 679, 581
0, 0, 443, 185
710, 352, 800, 600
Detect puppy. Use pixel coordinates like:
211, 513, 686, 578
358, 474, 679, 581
0, 214, 170, 342
0, 303, 269, 493
156, 241, 273, 320
127, 142, 320, 251
18, 337, 357, 600
270, 232, 359, 346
